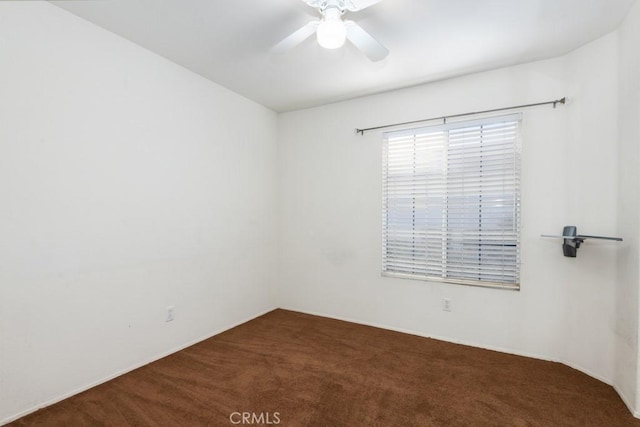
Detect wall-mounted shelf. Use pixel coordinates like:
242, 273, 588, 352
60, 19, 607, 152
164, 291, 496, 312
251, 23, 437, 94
541, 226, 622, 257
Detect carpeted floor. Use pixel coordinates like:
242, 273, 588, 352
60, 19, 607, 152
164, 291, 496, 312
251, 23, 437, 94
9, 309, 640, 426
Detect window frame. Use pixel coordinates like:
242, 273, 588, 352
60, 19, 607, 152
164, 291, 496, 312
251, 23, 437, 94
381, 114, 522, 290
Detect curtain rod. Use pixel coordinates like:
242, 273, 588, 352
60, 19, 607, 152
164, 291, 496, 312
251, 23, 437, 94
355, 97, 566, 135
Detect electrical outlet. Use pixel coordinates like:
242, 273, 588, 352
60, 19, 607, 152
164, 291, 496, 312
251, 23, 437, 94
166, 305, 175, 322
442, 298, 452, 312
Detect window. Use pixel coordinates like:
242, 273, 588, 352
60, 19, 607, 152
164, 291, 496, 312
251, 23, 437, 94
382, 114, 521, 289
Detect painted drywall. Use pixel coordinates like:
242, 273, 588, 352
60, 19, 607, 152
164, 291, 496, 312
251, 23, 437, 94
277, 31, 620, 390
0, 2, 278, 423
616, 0, 640, 414
1, 1, 638, 424
558, 34, 619, 385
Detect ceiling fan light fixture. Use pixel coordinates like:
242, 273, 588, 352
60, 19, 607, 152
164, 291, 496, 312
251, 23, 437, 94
316, 7, 346, 49
273, 0, 388, 61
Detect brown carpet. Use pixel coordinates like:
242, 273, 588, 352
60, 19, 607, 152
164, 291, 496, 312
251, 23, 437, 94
9, 309, 640, 426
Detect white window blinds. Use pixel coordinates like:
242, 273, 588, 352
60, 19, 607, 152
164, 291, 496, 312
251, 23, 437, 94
382, 114, 521, 289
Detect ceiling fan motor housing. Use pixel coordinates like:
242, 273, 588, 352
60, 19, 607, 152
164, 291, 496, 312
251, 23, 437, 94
307, 0, 348, 14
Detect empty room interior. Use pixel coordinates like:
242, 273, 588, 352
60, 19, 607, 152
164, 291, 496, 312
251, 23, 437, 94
3, 0, 640, 425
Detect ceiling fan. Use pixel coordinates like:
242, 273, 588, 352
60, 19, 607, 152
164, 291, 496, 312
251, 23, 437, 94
272, 0, 389, 61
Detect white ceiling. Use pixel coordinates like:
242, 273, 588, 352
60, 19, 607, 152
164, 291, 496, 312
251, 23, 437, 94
51, 0, 635, 112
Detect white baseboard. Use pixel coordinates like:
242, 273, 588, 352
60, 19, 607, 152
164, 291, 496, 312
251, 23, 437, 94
1, 306, 277, 426
281, 306, 639, 418
5, 306, 638, 424
560, 359, 612, 387
281, 306, 556, 362
612, 384, 640, 419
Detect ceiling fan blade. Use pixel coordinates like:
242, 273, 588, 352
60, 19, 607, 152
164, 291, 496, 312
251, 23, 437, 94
345, 21, 388, 61
272, 21, 320, 54
345, 0, 384, 12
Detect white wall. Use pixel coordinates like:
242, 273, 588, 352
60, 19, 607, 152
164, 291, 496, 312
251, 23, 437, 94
559, 34, 619, 384
1, 1, 639, 424
278, 30, 621, 390
617, 0, 640, 414
0, 3, 278, 423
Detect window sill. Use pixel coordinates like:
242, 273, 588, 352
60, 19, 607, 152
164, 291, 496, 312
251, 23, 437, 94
381, 271, 520, 291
